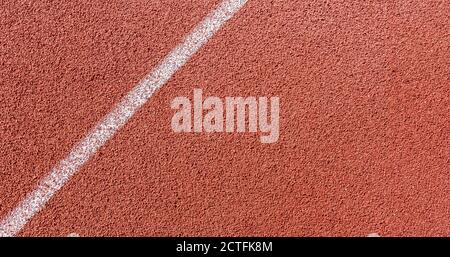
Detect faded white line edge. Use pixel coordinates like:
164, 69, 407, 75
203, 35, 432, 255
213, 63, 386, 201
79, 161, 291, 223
0, 0, 248, 237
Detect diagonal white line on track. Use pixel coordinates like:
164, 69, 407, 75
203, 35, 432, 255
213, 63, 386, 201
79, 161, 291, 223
0, 0, 248, 237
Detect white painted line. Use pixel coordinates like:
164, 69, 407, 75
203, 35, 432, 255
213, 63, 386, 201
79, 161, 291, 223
0, 0, 248, 237
67, 233, 80, 237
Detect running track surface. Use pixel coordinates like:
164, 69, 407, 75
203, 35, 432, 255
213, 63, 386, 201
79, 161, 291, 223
1, 0, 449, 236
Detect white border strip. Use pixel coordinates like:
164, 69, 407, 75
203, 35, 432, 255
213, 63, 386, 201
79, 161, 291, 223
0, 0, 248, 237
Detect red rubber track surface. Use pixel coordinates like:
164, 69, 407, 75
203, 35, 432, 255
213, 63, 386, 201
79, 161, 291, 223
0, 0, 449, 236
